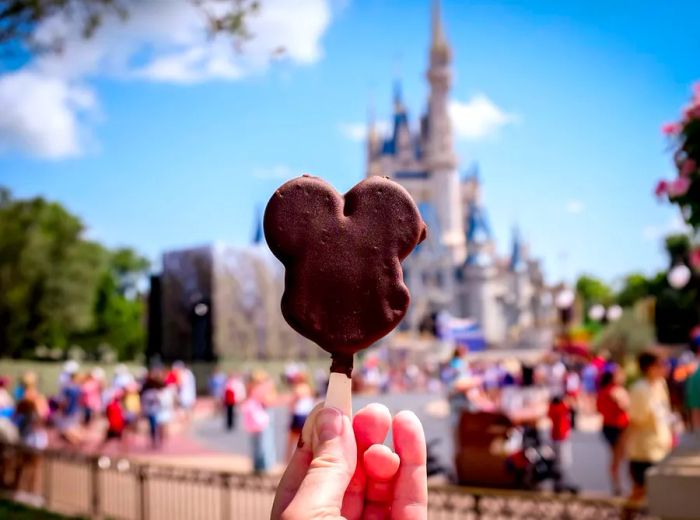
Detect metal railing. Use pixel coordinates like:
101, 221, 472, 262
0, 442, 655, 519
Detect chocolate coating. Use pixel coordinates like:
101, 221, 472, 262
264, 175, 427, 374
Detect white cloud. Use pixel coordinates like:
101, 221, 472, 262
0, 0, 334, 159
0, 71, 97, 159
449, 94, 517, 140
252, 164, 297, 180
338, 120, 389, 141
565, 200, 585, 215
642, 214, 690, 241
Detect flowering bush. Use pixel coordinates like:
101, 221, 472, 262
657, 82, 700, 227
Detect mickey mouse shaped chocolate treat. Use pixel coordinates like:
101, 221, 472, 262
264, 175, 427, 377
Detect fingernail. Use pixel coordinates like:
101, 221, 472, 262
316, 407, 344, 443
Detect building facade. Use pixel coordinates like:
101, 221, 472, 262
153, 243, 320, 362
367, 1, 552, 347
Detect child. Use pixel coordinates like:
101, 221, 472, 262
547, 395, 577, 493
103, 391, 126, 449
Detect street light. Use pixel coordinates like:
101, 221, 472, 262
668, 264, 692, 289
606, 304, 623, 322
587, 304, 606, 322
555, 288, 575, 310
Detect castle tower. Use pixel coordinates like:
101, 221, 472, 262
426, 0, 466, 264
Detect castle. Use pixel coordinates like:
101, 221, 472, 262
366, 1, 551, 347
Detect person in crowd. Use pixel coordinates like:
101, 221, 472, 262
564, 365, 581, 429
208, 367, 226, 407
102, 390, 126, 450
112, 364, 134, 391
0, 376, 14, 419
286, 372, 315, 461
57, 371, 83, 445
223, 372, 244, 431
141, 370, 164, 449
686, 342, 700, 431
58, 360, 79, 392
270, 404, 428, 520
547, 395, 577, 493
13, 372, 49, 492
243, 370, 277, 473
157, 377, 177, 445
123, 381, 141, 441
176, 361, 197, 421
81, 369, 103, 427
627, 350, 673, 501
597, 365, 630, 496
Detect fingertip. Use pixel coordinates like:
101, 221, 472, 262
354, 402, 391, 424
392, 410, 426, 464
353, 402, 392, 448
364, 444, 400, 481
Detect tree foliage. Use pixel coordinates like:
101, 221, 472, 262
575, 274, 614, 308
0, 188, 148, 359
0, 0, 260, 56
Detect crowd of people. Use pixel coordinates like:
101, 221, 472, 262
437, 343, 700, 500
1, 341, 699, 501
0, 360, 199, 454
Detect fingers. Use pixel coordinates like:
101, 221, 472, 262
271, 404, 324, 519
391, 411, 428, 520
282, 407, 356, 519
270, 440, 312, 519
341, 403, 392, 520
354, 403, 392, 451
364, 443, 400, 503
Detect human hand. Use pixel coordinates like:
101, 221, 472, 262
271, 403, 428, 520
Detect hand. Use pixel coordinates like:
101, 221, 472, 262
271, 403, 428, 520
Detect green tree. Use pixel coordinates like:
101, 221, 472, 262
81, 248, 149, 360
0, 189, 107, 356
616, 273, 651, 307
0, 189, 149, 359
664, 233, 690, 264
576, 274, 614, 311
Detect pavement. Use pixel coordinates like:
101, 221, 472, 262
191, 392, 630, 495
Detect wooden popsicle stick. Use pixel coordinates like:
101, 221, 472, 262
299, 371, 352, 449
324, 371, 352, 417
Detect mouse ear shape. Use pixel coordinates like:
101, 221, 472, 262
344, 176, 427, 259
264, 175, 343, 262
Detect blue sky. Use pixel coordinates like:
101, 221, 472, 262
0, 0, 698, 286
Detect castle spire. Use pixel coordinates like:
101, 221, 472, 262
431, 0, 447, 49
252, 204, 263, 245
393, 78, 404, 113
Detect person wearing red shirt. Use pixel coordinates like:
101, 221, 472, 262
548, 396, 577, 493
596, 366, 630, 496
103, 391, 126, 450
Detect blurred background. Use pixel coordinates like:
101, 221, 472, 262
0, 1, 699, 519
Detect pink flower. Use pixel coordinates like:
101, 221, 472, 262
691, 248, 700, 271
655, 180, 669, 197
681, 159, 697, 177
661, 122, 680, 135
694, 81, 700, 101
686, 105, 700, 120
668, 176, 691, 198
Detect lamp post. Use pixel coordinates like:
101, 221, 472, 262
555, 287, 575, 350
668, 263, 692, 290
588, 303, 623, 325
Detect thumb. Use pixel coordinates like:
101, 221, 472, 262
282, 407, 356, 519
